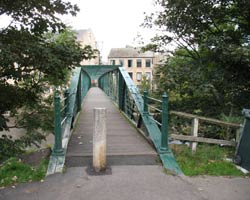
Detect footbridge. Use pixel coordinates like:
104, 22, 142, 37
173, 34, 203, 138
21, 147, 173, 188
47, 65, 182, 175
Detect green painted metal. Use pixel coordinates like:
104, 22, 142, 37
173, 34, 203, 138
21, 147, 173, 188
64, 90, 69, 116
47, 67, 91, 175
68, 67, 82, 123
143, 90, 149, 114
116, 71, 119, 102
160, 92, 169, 152
52, 93, 64, 156
118, 71, 125, 110
67, 68, 91, 125
50, 64, 182, 174
234, 109, 250, 171
81, 65, 119, 85
99, 67, 183, 175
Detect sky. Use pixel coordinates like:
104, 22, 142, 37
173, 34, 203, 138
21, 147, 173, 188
60, 0, 156, 61
0, 0, 157, 62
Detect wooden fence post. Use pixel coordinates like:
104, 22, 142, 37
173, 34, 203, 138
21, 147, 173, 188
190, 118, 199, 152
236, 127, 242, 144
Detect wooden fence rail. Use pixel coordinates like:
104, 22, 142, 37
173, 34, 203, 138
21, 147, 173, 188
169, 111, 242, 152
170, 111, 241, 128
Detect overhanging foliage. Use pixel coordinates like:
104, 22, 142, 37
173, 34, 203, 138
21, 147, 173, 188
143, 0, 250, 116
0, 0, 97, 157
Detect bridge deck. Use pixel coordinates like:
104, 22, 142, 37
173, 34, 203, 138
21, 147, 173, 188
66, 87, 157, 167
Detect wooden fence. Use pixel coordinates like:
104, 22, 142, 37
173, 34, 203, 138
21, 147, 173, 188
169, 111, 242, 152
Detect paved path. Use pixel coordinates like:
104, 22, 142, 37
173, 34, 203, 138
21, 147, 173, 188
1, 166, 250, 200
66, 87, 157, 167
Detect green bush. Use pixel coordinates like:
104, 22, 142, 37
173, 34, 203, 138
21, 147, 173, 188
0, 135, 24, 162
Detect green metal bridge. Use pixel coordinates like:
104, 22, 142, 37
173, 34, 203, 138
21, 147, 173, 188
47, 65, 182, 175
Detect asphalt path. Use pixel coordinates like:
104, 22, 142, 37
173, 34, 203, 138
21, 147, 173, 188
1, 166, 249, 200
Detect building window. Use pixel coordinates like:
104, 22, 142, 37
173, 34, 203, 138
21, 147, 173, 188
136, 59, 142, 67
136, 72, 142, 81
128, 59, 133, 67
110, 60, 116, 65
119, 59, 124, 66
145, 72, 151, 80
146, 59, 151, 67
128, 72, 133, 79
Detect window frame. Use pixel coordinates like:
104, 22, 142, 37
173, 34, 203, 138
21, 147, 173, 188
136, 72, 142, 81
128, 59, 133, 68
146, 59, 151, 67
136, 59, 142, 68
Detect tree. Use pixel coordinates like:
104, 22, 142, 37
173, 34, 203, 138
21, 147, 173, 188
143, 0, 250, 116
153, 48, 224, 116
0, 1, 97, 157
138, 74, 151, 94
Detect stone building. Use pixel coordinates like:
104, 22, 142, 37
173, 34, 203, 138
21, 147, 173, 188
76, 29, 100, 65
108, 46, 159, 86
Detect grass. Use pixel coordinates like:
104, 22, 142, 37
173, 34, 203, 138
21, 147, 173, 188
171, 144, 247, 176
0, 157, 48, 187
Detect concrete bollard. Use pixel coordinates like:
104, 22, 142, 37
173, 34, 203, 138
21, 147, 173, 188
93, 108, 107, 172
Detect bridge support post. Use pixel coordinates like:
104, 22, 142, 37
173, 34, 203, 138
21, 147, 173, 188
93, 108, 107, 172
52, 93, 64, 156
160, 92, 169, 152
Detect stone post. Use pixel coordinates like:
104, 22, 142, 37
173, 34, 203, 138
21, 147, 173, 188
93, 108, 107, 172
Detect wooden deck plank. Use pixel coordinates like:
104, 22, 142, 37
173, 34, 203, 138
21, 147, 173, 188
66, 87, 157, 166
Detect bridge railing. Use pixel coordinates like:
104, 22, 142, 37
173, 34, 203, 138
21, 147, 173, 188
47, 67, 91, 175
143, 91, 169, 150
98, 67, 182, 174
52, 67, 91, 156
99, 68, 143, 128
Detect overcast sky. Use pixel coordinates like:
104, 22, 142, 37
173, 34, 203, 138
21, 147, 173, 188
61, 0, 156, 61
0, 0, 156, 62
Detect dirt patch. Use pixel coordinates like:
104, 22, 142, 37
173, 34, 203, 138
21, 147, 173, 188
19, 148, 51, 166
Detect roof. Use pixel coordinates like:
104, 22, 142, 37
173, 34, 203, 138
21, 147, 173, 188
108, 47, 154, 58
